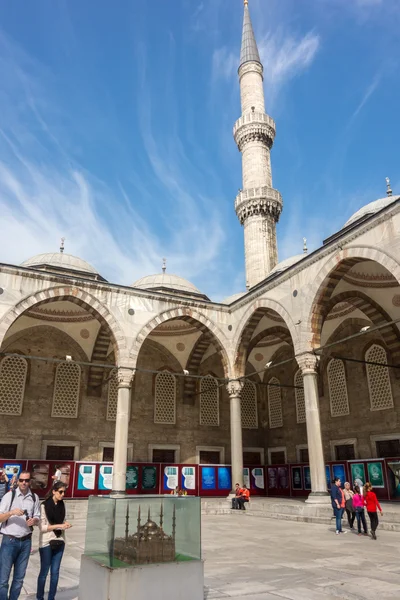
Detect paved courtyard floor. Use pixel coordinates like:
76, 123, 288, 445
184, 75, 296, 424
15, 513, 400, 600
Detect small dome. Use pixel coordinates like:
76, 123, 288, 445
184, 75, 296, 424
21, 253, 99, 276
269, 254, 305, 275
222, 292, 246, 304
344, 195, 400, 228
132, 273, 208, 299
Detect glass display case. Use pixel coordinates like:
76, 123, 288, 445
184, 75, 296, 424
84, 495, 201, 568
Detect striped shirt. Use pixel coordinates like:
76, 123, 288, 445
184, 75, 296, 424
0, 488, 40, 537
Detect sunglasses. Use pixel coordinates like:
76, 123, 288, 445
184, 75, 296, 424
56, 490, 65, 495
19, 478, 31, 483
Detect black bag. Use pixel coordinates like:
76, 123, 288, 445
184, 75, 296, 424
49, 539, 65, 549
345, 498, 355, 513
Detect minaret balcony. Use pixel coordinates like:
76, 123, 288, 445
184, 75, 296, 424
235, 186, 283, 224
233, 112, 276, 151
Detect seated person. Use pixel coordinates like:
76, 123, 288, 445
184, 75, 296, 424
236, 484, 250, 510
231, 483, 241, 509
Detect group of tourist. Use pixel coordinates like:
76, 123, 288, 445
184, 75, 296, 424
331, 477, 383, 538
0, 470, 71, 600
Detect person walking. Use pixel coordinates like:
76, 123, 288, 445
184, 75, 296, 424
330, 477, 346, 535
343, 482, 355, 530
364, 481, 383, 540
0, 470, 40, 600
0, 470, 9, 502
36, 481, 72, 600
352, 485, 368, 536
9, 469, 19, 492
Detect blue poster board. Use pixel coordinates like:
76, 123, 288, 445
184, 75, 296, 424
303, 466, 311, 490
332, 464, 346, 487
217, 466, 231, 490
77, 464, 96, 491
325, 465, 331, 490
201, 466, 216, 490
98, 465, 113, 491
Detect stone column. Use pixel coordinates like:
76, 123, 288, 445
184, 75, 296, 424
112, 367, 133, 494
227, 380, 244, 490
297, 354, 330, 504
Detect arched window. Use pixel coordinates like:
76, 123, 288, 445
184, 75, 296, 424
328, 359, 349, 417
268, 377, 282, 428
200, 375, 219, 426
154, 370, 176, 424
106, 369, 118, 421
241, 380, 258, 429
52, 362, 81, 418
294, 369, 305, 423
0, 356, 28, 415
366, 344, 393, 411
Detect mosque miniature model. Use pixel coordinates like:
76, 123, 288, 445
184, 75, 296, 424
113, 504, 176, 565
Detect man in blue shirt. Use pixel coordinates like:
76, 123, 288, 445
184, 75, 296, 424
0, 470, 40, 600
330, 476, 346, 535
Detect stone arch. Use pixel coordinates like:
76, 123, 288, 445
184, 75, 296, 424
317, 290, 400, 361
0, 286, 127, 362
247, 326, 292, 356
132, 308, 231, 377
324, 317, 371, 347
305, 247, 400, 349
183, 331, 221, 402
233, 298, 298, 378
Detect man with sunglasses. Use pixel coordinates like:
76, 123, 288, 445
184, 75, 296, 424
0, 470, 40, 600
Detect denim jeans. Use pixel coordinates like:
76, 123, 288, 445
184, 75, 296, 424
333, 506, 344, 532
37, 543, 65, 600
0, 534, 32, 600
355, 508, 368, 533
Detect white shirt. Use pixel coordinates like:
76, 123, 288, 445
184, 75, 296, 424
0, 488, 41, 537
54, 470, 62, 481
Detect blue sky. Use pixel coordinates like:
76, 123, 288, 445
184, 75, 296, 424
0, 0, 399, 301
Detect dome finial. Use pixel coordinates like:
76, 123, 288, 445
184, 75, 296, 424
60, 237, 65, 253
244, 0, 249, 6
386, 177, 393, 197
162, 257, 166, 274
303, 237, 308, 254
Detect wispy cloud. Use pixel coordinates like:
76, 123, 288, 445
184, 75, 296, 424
348, 72, 381, 124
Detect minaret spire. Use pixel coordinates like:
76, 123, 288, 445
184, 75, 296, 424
234, 0, 283, 288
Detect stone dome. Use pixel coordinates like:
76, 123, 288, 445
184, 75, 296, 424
222, 292, 246, 304
132, 273, 209, 300
344, 195, 400, 228
21, 252, 103, 280
269, 254, 305, 275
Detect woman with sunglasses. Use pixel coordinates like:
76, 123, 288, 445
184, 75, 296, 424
36, 481, 72, 600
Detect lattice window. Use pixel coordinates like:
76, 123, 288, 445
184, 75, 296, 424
294, 369, 306, 423
52, 362, 81, 418
0, 356, 28, 415
366, 344, 393, 411
200, 376, 219, 426
107, 369, 118, 421
241, 380, 258, 429
154, 371, 176, 424
328, 359, 349, 417
268, 377, 283, 428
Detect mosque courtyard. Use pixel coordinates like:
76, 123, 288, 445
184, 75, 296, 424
18, 511, 400, 600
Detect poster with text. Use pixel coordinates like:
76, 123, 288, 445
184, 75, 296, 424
332, 464, 346, 487
251, 467, 265, 489
142, 466, 157, 490
268, 467, 278, 489
77, 464, 96, 491
387, 461, 400, 499
126, 466, 139, 490
98, 465, 113, 490
3, 464, 23, 480
201, 466, 216, 490
182, 466, 196, 490
350, 463, 365, 488
303, 466, 311, 490
243, 468, 250, 489
291, 466, 303, 490
217, 466, 231, 490
367, 462, 384, 488
164, 466, 179, 491
30, 463, 49, 492
278, 467, 289, 489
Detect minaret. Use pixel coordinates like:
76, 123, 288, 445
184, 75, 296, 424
234, 0, 283, 289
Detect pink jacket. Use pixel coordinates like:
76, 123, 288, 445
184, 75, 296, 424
352, 493, 364, 509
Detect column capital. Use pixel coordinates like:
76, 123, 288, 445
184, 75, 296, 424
117, 367, 133, 388
297, 352, 319, 375
226, 379, 244, 397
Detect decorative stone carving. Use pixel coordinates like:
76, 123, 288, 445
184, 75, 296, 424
117, 367, 134, 388
226, 380, 244, 397
234, 120, 276, 151
297, 353, 319, 374
238, 61, 264, 80
235, 187, 283, 224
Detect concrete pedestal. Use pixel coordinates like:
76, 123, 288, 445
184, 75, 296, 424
79, 554, 204, 600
